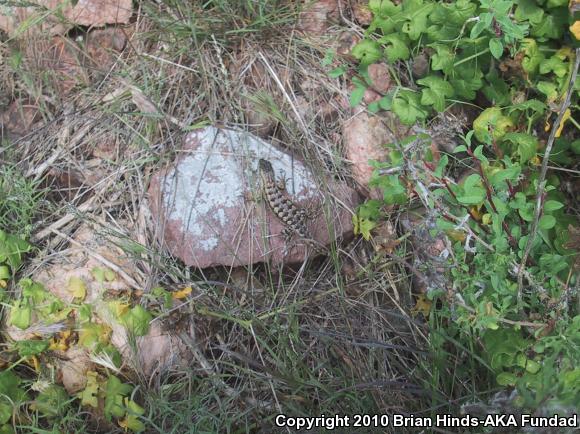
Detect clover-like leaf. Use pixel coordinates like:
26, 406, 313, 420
379, 34, 410, 63
368, 0, 401, 17
392, 90, 428, 125
120, 305, 152, 337
502, 132, 538, 163
417, 76, 454, 112
8, 299, 32, 330
539, 55, 568, 78
15, 340, 49, 357
105, 375, 133, 421
457, 174, 487, 205
30, 385, 68, 417
351, 40, 382, 66
473, 108, 514, 143
119, 399, 146, 432
78, 371, 100, 408
429, 43, 454, 72
449, 67, 483, 100
520, 38, 544, 74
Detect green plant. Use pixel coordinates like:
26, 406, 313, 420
344, 0, 579, 414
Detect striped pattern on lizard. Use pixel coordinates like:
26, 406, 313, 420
258, 158, 325, 256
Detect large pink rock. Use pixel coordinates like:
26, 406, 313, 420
148, 127, 360, 268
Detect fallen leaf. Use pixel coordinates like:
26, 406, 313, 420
412, 294, 432, 318
172, 286, 192, 300
555, 109, 571, 137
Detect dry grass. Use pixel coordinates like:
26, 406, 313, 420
0, 1, 433, 432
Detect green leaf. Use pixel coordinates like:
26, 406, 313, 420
0, 234, 31, 271
519, 203, 535, 221
483, 69, 511, 105
502, 132, 538, 163
350, 84, 366, 107
539, 55, 568, 78
400, 1, 434, 40
380, 34, 410, 63
78, 322, 111, 350
520, 38, 543, 74
0, 266, 10, 280
353, 216, 376, 241
546, 0, 567, 8
434, 155, 448, 177
368, 0, 401, 16
473, 108, 514, 143
473, 145, 489, 165
78, 372, 99, 408
514, 0, 544, 25
537, 81, 558, 101
449, 68, 483, 100
429, 44, 454, 72
457, 174, 486, 204
489, 39, 504, 59
321, 49, 335, 66
120, 305, 152, 337
378, 94, 393, 110
8, 299, 32, 330
370, 174, 409, 204
368, 101, 380, 113
470, 13, 493, 38
392, 91, 428, 125
488, 165, 521, 189
122, 399, 146, 432
351, 40, 382, 66
0, 370, 27, 402
328, 66, 346, 78
104, 375, 133, 421
497, 372, 517, 386
15, 340, 49, 357
531, 9, 566, 40
417, 76, 454, 112
538, 215, 556, 230
430, 0, 476, 26
543, 200, 563, 212
32, 385, 68, 417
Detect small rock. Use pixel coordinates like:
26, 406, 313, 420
352, 1, 373, 26
0, 99, 42, 139
26, 36, 88, 96
298, 0, 339, 36
0, 0, 132, 36
148, 127, 359, 267
343, 111, 410, 194
368, 63, 391, 94
335, 31, 361, 56
83, 28, 127, 82
411, 52, 430, 78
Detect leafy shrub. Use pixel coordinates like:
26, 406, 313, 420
344, 0, 579, 412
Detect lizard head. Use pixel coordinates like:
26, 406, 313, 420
258, 159, 274, 173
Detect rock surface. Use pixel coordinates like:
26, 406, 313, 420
343, 111, 411, 196
5, 224, 189, 390
148, 127, 360, 267
0, 0, 132, 36
297, 0, 339, 36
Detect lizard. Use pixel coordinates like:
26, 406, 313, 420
258, 158, 326, 257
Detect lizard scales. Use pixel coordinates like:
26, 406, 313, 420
258, 159, 324, 255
